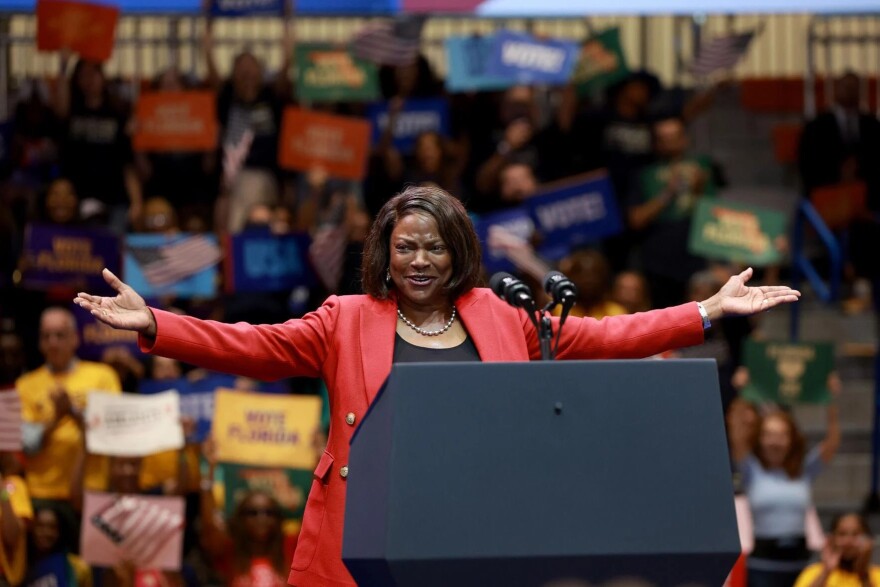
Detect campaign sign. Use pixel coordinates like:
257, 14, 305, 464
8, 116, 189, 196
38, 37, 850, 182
24, 553, 70, 587
367, 98, 449, 153
445, 36, 513, 93
36, 0, 119, 62
82, 492, 185, 571
133, 91, 218, 152
210, 0, 284, 16
688, 199, 786, 267
474, 207, 536, 274
213, 389, 322, 469
277, 107, 371, 180
85, 390, 184, 457
528, 172, 623, 260
741, 340, 834, 405
222, 463, 313, 520
73, 301, 139, 362
124, 233, 221, 299
487, 30, 578, 85
296, 44, 380, 103
572, 27, 630, 97
224, 230, 314, 294
22, 224, 120, 293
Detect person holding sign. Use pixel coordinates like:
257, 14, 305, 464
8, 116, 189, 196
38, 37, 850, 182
728, 400, 841, 587
75, 185, 801, 587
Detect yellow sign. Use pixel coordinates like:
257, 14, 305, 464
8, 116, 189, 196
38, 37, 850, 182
213, 389, 321, 469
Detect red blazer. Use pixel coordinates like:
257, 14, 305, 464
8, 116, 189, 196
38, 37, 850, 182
139, 288, 704, 587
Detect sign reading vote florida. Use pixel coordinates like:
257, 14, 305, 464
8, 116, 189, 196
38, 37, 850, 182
36, 0, 119, 62
688, 199, 786, 267
446, 35, 513, 93
72, 301, 139, 362
487, 30, 578, 85
22, 224, 120, 293
742, 340, 834, 405
213, 389, 322, 469
85, 391, 185, 457
368, 98, 449, 153
529, 171, 623, 259
224, 230, 314, 293
133, 91, 218, 152
296, 44, 379, 103
210, 0, 284, 16
278, 108, 371, 180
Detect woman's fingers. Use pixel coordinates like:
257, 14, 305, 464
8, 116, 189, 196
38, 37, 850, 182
102, 268, 127, 293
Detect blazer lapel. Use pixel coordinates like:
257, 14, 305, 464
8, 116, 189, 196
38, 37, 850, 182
456, 289, 511, 362
360, 296, 397, 405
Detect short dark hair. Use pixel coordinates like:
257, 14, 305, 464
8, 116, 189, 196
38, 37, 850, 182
361, 185, 483, 300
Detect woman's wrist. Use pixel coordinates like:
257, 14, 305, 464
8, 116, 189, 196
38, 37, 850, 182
699, 296, 723, 323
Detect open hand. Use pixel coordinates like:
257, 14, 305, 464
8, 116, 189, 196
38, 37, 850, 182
701, 267, 800, 321
74, 269, 156, 337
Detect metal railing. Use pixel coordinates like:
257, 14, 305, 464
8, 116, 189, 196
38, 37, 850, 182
788, 198, 842, 341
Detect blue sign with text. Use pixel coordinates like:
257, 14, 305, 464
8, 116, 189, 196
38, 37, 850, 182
487, 30, 578, 85
367, 98, 449, 153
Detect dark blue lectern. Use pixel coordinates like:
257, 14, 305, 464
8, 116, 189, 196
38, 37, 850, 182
342, 360, 739, 587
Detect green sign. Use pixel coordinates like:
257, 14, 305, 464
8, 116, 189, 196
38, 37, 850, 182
742, 339, 834, 405
295, 43, 380, 103
688, 199, 787, 266
221, 463, 313, 520
572, 28, 629, 97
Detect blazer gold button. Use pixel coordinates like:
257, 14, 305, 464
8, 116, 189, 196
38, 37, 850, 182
345, 412, 356, 426
339, 466, 349, 479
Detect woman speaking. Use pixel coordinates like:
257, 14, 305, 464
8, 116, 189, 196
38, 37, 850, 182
75, 185, 800, 587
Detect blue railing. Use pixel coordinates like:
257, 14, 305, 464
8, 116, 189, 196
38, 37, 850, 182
789, 199, 842, 341
789, 199, 880, 504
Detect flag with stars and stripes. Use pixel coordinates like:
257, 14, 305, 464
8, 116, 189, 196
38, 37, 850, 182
90, 495, 184, 569
690, 31, 756, 78
351, 16, 425, 67
127, 234, 222, 289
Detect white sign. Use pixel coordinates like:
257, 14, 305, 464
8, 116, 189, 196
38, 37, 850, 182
85, 390, 184, 457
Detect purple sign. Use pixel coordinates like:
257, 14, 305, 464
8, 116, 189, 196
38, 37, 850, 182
21, 224, 120, 294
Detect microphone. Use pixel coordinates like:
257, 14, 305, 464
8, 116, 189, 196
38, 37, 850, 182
543, 271, 578, 306
489, 272, 536, 311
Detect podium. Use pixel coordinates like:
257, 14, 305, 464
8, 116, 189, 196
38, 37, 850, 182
342, 360, 739, 587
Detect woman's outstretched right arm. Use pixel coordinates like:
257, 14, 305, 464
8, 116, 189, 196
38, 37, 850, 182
75, 268, 336, 381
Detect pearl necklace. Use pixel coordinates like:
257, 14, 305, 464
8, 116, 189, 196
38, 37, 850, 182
397, 306, 457, 337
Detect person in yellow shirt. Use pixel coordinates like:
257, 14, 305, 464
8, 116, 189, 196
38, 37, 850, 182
795, 513, 880, 587
15, 307, 120, 548
1, 453, 33, 587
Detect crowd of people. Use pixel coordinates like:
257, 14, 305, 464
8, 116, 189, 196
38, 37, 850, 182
0, 12, 879, 587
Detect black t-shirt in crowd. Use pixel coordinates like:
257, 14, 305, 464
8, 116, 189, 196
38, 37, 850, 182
61, 102, 133, 206
217, 84, 283, 173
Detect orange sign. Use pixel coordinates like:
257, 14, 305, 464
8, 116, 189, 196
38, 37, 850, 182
133, 91, 219, 152
36, 0, 119, 63
277, 107, 370, 180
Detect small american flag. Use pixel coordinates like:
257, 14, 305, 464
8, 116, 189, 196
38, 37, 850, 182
351, 16, 425, 67
690, 31, 756, 79
0, 391, 22, 452
92, 496, 183, 568
308, 224, 347, 294
128, 235, 222, 288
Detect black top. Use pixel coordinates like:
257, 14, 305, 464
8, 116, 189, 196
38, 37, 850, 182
392, 333, 481, 363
